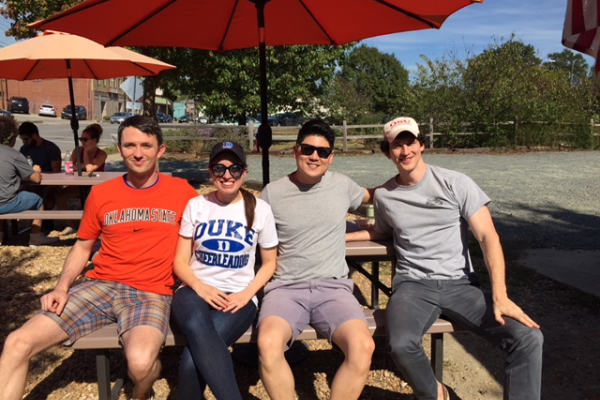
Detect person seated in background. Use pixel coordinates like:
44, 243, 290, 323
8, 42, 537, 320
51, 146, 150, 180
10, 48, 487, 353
0, 116, 58, 247
69, 123, 107, 173
18, 122, 61, 173
171, 141, 278, 400
18, 121, 61, 211
55, 124, 108, 235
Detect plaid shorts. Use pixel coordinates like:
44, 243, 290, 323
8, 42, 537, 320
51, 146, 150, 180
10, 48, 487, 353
41, 279, 172, 346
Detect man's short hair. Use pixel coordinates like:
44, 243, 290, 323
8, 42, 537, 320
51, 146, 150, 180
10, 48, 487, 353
18, 121, 39, 138
117, 115, 164, 146
296, 119, 335, 148
0, 115, 18, 145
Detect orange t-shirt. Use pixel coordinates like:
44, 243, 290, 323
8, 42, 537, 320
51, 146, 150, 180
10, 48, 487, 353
78, 173, 198, 295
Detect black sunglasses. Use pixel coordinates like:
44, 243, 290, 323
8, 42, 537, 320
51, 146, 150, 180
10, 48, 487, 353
79, 137, 90, 142
299, 143, 332, 159
210, 164, 245, 179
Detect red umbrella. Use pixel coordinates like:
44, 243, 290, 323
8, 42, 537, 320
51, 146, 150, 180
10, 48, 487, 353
562, 0, 600, 75
0, 30, 175, 175
34, 0, 483, 183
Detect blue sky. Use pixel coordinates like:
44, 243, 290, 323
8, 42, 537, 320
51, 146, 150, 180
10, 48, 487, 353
0, 0, 593, 75
364, 0, 594, 73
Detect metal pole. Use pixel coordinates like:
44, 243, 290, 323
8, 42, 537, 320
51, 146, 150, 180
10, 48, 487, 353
255, 0, 272, 186
66, 60, 82, 176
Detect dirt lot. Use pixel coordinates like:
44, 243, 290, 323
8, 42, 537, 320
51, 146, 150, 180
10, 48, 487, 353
1, 184, 599, 400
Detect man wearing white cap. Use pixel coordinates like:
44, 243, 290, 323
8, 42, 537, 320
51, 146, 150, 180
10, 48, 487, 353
347, 117, 543, 400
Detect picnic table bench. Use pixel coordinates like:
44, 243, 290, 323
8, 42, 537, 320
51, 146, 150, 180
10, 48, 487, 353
72, 308, 461, 400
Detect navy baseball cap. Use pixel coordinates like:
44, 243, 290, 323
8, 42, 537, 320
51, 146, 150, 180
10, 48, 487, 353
209, 141, 247, 165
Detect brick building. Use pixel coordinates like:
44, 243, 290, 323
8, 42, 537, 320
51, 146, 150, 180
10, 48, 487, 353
1, 77, 127, 120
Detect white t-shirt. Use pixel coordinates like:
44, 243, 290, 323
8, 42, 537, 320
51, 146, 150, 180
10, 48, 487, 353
179, 191, 278, 304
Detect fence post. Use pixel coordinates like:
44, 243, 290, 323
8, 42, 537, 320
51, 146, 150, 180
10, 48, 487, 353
429, 117, 434, 149
248, 120, 254, 150
343, 120, 348, 152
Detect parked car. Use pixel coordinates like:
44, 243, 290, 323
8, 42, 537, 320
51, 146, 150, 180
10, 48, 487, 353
156, 113, 172, 123
61, 105, 87, 120
269, 112, 305, 126
178, 115, 190, 123
8, 96, 29, 114
0, 109, 13, 117
214, 117, 239, 125
110, 112, 133, 124
38, 104, 57, 117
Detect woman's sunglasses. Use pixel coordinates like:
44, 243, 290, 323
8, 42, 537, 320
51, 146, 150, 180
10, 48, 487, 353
79, 137, 90, 142
299, 144, 332, 159
210, 164, 245, 179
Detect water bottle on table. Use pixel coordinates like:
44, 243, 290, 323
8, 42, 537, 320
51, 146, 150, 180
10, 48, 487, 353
64, 150, 74, 175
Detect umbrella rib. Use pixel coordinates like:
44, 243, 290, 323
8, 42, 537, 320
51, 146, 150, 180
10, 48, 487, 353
373, 0, 439, 29
108, 0, 180, 46
82, 59, 102, 80
219, 0, 243, 51
22, 60, 41, 80
297, 0, 336, 45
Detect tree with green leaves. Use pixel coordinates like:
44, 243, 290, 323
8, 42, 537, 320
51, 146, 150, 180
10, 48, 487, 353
326, 44, 409, 124
543, 49, 590, 86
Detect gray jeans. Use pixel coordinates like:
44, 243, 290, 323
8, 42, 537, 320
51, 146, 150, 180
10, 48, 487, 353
386, 278, 543, 400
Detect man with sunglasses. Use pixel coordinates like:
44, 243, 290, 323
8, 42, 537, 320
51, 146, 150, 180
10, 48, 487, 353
18, 122, 61, 173
0, 116, 198, 400
257, 119, 375, 400
347, 117, 543, 400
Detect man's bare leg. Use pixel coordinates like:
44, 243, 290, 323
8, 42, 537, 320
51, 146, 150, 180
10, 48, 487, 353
121, 325, 165, 400
257, 316, 295, 400
329, 320, 375, 400
0, 314, 69, 400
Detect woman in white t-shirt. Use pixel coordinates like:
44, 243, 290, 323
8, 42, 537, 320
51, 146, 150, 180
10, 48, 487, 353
171, 141, 277, 400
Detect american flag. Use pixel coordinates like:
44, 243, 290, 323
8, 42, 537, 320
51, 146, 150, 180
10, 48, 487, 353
563, 0, 600, 75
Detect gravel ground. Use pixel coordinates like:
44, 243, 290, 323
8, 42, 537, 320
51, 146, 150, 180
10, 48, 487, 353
2, 150, 600, 400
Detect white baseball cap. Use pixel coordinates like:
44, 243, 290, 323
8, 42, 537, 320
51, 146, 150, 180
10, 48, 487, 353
383, 117, 420, 142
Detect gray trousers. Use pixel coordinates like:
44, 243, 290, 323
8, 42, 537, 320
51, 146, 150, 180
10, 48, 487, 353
386, 278, 543, 400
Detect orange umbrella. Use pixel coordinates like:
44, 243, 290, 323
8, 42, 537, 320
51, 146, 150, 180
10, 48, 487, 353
34, 0, 482, 183
0, 30, 175, 175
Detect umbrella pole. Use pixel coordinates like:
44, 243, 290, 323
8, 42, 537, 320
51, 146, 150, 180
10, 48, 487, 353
66, 60, 82, 177
256, 0, 272, 186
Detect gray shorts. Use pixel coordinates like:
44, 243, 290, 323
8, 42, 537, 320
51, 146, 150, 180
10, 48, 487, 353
258, 278, 367, 348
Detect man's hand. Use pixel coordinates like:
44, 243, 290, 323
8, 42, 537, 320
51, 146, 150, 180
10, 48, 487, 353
494, 297, 540, 329
40, 288, 69, 316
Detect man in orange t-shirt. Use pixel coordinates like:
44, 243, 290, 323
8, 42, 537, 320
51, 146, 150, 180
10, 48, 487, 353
0, 116, 197, 400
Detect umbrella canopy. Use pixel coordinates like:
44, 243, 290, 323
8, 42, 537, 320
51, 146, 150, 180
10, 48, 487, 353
0, 30, 175, 175
34, 0, 482, 184
562, 0, 600, 76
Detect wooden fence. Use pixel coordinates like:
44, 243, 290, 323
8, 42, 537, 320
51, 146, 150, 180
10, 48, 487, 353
154, 118, 600, 152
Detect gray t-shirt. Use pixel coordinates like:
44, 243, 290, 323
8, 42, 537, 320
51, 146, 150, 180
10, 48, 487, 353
374, 165, 491, 280
260, 171, 365, 282
0, 145, 35, 205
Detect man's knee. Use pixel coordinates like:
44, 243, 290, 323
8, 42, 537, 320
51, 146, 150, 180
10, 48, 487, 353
257, 319, 290, 367
515, 327, 544, 355
2, 329, 42, 362
125, 348, 159, 378
388, 332, 423, 361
